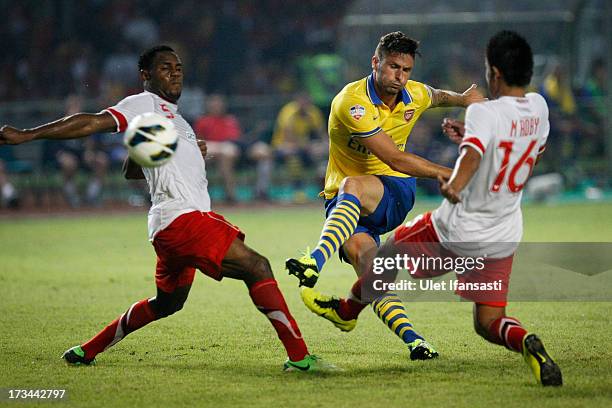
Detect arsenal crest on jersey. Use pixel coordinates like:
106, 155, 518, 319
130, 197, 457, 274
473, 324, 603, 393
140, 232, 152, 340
404, 109, 415, 122
349, 104, 366, 121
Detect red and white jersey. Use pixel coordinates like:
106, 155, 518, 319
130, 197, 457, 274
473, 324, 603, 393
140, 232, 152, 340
432, 93, 549, 257
105, 91, 211, 240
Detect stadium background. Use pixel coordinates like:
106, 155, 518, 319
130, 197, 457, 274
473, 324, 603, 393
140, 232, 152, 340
0, 0, 610, 210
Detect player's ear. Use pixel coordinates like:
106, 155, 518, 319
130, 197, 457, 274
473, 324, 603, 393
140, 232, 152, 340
491, 66, 502, 81
371, 55, 379, 71
140, 69, 151, 81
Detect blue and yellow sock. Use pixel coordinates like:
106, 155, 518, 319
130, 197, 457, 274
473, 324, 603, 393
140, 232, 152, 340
372, 293, 423, 345
311, 193, 361, 271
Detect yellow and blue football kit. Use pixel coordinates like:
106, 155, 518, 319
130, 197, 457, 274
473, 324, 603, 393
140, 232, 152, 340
312, 73, 432, 269
306, 74, 434, 350
286, 74, 439, 357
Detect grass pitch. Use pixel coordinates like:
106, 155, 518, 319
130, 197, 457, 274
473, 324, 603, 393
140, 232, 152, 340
1, 202, 611, 407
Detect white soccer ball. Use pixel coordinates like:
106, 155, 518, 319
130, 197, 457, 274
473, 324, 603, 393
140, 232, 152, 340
124, 112, 178, 167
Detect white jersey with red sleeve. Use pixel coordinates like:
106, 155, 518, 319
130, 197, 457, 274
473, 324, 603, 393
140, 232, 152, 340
104, 91, 211, 240
431, 93, 549, 258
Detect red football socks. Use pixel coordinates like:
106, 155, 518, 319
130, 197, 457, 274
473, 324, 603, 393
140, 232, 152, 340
488, 316, 527, 353
81, 298, 156, 360
337, 277, 368, 320
249, 278, 309, 362
81, 281, 310, 362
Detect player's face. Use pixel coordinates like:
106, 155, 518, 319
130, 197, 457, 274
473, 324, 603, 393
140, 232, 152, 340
145, 51, 184, 103
373, 52, 414, 96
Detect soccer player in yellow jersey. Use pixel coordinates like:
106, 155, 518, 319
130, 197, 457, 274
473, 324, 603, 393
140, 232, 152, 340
286, 31, 485, 360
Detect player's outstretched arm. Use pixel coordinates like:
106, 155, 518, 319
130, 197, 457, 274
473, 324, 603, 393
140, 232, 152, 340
0, 112, 117, 145
428, 84, 486, 108
359, 130, 453, 180
438, 146, 481, 203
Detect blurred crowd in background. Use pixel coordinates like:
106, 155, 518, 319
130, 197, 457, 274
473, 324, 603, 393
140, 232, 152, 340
0, 0, 608, 210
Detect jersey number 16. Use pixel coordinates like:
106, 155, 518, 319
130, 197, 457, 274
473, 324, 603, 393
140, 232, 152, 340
491, 140, 537, 193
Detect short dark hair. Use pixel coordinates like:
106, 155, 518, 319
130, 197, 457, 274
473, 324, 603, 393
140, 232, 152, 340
486, 31, 533, 87
375, 31, 420, 59
138, 45, 176, 71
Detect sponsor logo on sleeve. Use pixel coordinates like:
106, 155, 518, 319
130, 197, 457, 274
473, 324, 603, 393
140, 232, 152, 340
185, 131, 196, 142
349, 104, 366, 121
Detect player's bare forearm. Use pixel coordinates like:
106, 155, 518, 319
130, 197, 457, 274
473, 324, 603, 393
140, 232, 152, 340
449, 148, 480, 191
29, 112, 117, 140
439, 146, 481, 203
0, 112, 116, 145
122, 157, 145, 180
389, 152, 453, 180
430, 88, 464, 107
429, 84, 486, 108
359, 130, 452, 180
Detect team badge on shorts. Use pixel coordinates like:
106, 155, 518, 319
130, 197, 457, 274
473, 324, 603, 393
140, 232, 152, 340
404, 109, 415, 122
349, 104, 366, 121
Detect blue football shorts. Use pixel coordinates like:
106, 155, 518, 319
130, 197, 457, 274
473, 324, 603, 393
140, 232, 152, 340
324, 175, 416, 262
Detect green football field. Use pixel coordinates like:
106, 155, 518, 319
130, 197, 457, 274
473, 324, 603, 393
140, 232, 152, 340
1, 202, 611, 407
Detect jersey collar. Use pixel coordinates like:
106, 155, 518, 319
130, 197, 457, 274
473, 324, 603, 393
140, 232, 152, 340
146, 90, 178, 110
366, 73, 412, 106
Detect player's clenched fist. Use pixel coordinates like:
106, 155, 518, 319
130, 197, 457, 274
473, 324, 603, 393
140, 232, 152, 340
461, 83, 487, 106
441, 118, 465, 144
197, 139, 207, 159
437, 175, 461, 204
0, 125, 31, 145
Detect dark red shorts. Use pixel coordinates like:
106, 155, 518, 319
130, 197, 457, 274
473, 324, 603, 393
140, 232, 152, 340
152, 211, 245, 293
393, 212, 513, 307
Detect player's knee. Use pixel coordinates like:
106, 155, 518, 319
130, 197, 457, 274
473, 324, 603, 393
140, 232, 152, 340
158, 303, 183, 318
249, 253, 273, 281
339, 177, 362, 197
342, 239, 361, 263
149, 297, 186, 318
171, 299, 186, 314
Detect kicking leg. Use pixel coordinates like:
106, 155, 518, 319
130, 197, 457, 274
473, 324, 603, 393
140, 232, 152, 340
63, 285, 191, 365
474, 303, 562, 386
286, 175, 384, 286
221, 238, 332, 371
302, 233, 438, 359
